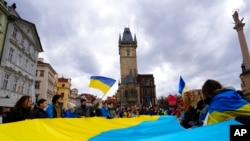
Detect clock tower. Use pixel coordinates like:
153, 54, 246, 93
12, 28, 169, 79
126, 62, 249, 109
119, 27, 138, 80
117, 27, 140, 106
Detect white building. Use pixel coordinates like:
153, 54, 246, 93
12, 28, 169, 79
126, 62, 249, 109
0, 4, 43, 107
35, 58, 57, 103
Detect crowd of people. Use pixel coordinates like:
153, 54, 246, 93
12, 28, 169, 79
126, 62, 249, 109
1, 79, 250, 128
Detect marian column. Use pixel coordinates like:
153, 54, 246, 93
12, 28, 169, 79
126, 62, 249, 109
233, 10, 250, 100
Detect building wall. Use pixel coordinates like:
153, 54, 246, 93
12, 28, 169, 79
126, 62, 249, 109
0, 5, 43, 107
137, 74, 156, 108
119, 44, 138, 80
35, 58, 57, 103
0, 0, 9, 59
57, 77, 71, 108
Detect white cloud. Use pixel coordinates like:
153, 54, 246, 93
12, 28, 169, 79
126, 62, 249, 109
6, 0, 250, 98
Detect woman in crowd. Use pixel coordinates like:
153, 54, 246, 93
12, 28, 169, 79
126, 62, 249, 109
4, 95, 34, 123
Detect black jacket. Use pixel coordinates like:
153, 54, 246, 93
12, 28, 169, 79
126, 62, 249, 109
4, 108, 34, 123
34, 108, 48, 118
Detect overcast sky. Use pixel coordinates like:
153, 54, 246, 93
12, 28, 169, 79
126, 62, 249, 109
6, 0, 250, 98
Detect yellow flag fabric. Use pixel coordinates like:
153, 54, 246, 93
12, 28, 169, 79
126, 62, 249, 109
88, 76, 116, 94
0, 116, 158, 141
0, 116, 242, 141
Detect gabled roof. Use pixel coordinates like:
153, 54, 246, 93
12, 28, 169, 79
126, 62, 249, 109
121, 69, 137, 84
8, 4, 43, 52
58, 77, 70, 82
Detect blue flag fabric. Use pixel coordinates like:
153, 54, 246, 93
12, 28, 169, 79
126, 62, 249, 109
0, 116, 242, 141
204, 89, 250, 125
88, 76, 116, 94
147, 96, 152, 108
178, 76, 188, 95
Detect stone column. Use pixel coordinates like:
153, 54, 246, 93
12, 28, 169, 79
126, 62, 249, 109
233, 10, 250, 100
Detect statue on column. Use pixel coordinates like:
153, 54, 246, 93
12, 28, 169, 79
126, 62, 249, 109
232, 10, 245, 29
233, 10, 244, 24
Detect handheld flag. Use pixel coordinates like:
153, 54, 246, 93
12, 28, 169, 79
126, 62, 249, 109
178, 76, 188, 96
89, 76, 116, 94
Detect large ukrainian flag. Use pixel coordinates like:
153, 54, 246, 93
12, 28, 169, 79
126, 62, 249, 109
88, 76, 116, 94
206, 89, 250, 125
0, 116, 241, 141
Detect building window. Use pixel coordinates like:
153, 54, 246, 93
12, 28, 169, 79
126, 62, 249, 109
20, 36, 24, 46
18, 54, 22, 66
35, 81, 40, 89
20, 82, 25, 93
61, 93, 64, 98
62, 84, 65, 87
27, 84, 30, 95
40, 70, 44, 77
126, 49, 130, 56
8, 48, 14, 62
12, 27, 17, 39
13, 77, 18, 92
2, 74, 9, 89
24, 59, 28, 70
36, 70, 38, 76
144, 78, 150, 86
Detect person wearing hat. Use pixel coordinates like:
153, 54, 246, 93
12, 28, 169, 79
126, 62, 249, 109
65, 102, 77, 118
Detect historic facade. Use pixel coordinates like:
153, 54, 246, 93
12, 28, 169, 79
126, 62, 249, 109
116, 28, 156, 107
0, 3, 43, 107
56, 77, 71, 108
137, 74, 156, 108
35, 58, 57, 103
0, 0, 9, 60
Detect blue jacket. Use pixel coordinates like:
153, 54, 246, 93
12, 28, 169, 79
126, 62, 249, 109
101, 107, 109, 118
65, 109, 77, 118
46, 104, 64, 118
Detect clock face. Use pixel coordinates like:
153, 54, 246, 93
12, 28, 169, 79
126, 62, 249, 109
126, 48, 130, 56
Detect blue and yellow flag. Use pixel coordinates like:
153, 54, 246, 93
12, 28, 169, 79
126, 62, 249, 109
88, 76, 116, 94
147, 96, 152, 108
205, 89, 250, 125
178, 76, 188, 97
0, 116, 242, 141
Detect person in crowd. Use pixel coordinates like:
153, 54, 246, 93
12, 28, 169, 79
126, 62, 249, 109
75, 99, 89, 117
89, 99, 102, 117
0, 106, 5, 123
65, 102, 77, 118
34, 99, 48, 118
4, 95, 34, 123
180, 91, 200, 128
117, 106, 124, 118
107, 102, 116, 118
101, 101, 110, 118
46, 94, 64, 118
201, 79, 250, 125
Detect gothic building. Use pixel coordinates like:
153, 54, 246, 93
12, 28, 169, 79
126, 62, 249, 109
116, 28, 156, 108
